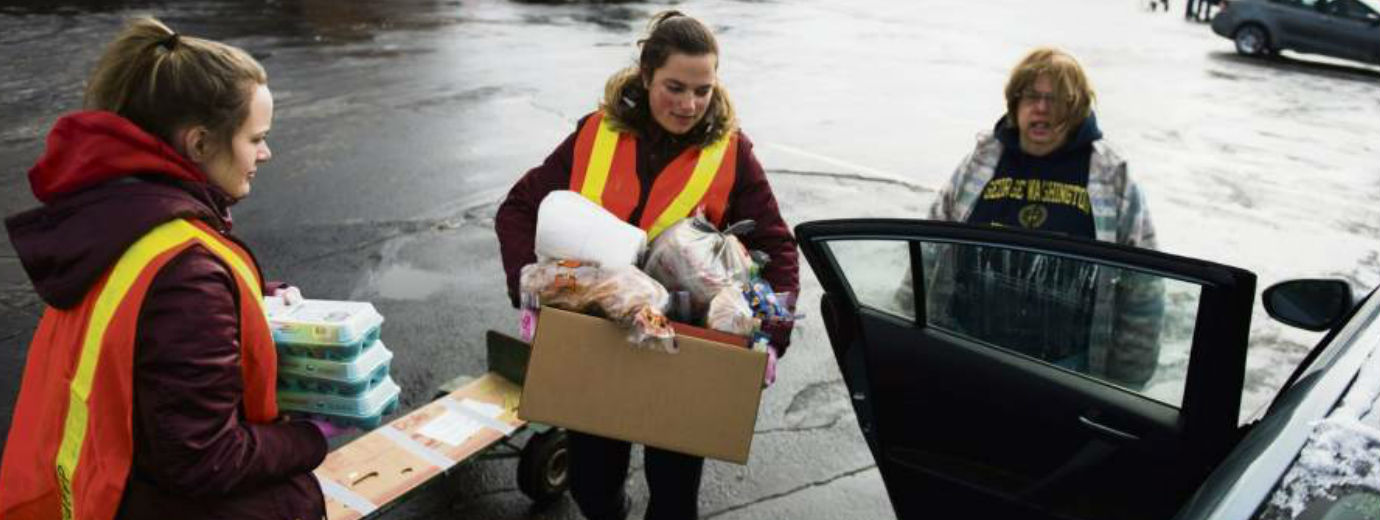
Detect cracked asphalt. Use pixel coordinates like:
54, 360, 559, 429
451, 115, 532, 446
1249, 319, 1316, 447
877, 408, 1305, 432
4, 0, 1380, 518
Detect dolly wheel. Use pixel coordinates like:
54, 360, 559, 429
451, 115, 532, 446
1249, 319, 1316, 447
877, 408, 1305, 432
517, 428, 569, 506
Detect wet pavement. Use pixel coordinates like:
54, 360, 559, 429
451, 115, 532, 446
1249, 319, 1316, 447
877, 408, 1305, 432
3, 0, 1380, 518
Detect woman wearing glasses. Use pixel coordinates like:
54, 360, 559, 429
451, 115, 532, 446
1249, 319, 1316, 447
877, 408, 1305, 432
900, 47, 1163, 389
931, 46, 1153, 238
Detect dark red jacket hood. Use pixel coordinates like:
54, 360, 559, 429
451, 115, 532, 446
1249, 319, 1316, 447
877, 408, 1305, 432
5, 111, 236, 309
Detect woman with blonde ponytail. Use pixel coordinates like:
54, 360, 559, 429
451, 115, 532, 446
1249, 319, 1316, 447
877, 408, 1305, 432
1, 17, 331, 520
496, 10, 799, 520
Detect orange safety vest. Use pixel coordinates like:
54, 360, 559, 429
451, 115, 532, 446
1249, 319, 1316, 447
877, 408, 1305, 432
0, 219, 279, 520
569, 111, 739, 240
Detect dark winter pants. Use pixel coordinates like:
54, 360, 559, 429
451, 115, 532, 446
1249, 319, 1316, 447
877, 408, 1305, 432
567, 431, 705, 520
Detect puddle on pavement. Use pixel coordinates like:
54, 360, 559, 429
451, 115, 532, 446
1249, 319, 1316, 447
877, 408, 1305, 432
783, 380, 852, 429
371, 264, 453, 301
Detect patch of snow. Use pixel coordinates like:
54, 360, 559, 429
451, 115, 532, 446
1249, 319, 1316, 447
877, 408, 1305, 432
1264, 341, 1380, 519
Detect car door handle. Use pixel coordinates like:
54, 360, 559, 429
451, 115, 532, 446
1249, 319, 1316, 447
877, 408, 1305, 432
1078, 415, 1141, 443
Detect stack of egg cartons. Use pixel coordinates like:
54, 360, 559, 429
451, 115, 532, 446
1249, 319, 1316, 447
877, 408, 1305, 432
265, 298, 401, 429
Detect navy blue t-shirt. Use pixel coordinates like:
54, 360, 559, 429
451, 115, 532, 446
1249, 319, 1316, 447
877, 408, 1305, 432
966, 119, 1097, 238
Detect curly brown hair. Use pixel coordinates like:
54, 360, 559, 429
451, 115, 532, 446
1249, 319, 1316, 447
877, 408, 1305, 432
1003, 47, 1096, 132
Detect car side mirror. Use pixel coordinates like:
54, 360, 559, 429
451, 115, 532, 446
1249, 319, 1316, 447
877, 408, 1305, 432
1263, 279, 1354, 332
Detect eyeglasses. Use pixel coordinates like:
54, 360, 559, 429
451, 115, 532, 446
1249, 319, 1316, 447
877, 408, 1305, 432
1018, 90, 1067, 107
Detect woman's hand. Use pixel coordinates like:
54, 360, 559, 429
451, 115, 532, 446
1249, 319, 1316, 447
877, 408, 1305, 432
307, 418, 358, 440
763, 345, 779, 388
270, 285, 304, 306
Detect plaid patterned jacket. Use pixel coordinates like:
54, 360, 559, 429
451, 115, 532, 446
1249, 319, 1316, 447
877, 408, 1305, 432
904, 129, 1164, 387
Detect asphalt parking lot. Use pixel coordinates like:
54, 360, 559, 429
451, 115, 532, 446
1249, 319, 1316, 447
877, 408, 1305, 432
3, 0, 1379, 517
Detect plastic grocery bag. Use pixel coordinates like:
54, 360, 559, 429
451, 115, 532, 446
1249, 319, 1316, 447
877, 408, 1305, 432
706, 286, 757, 336
642, 213, 755, 323
519, 259, 675, 352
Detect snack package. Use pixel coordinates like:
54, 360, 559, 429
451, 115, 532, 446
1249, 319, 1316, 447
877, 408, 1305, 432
520, 259, 675, 352
519, 259, 602, 311
744, 279, 796, 324
742, 277, 801, 352
519, 292, 541, 343
643, 213, 755, 323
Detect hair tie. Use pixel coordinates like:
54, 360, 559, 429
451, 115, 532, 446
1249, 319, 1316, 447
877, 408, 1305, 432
158, 33, 180, 51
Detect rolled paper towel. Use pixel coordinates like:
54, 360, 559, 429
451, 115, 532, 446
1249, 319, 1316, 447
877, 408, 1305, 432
536, 191, 648, 267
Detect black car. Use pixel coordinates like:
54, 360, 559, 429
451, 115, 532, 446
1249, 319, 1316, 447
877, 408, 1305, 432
1211, 0, 1380, 64
797, 219, 1374, 520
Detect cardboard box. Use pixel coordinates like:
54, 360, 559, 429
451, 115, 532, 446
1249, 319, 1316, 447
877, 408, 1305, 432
519, 307, 767, 464
315, 373, 524, 520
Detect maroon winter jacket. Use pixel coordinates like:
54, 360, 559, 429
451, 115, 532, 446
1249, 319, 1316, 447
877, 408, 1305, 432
4, 112, 327, 520
495, 115, 801, 353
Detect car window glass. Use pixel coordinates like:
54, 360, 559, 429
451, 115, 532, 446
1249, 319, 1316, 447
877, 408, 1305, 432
827, 239, 915, 320
1339, 0, 1379, 19
826, 238, 1199, 406
916, 241, 1197, 406
1286, 0, 1325, 9
1281, 0, 1322, 9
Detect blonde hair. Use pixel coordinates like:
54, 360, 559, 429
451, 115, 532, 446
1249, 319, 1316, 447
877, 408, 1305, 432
84, 17, 267, 149
1003, 47, 1095, 130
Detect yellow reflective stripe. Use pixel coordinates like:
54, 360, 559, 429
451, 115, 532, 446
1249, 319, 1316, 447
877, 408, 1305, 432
645, 134, 731, 240
53, 220, 258, 519
579, 117, 620, 206
179, 223, 263, 302
54, 220, 198, 519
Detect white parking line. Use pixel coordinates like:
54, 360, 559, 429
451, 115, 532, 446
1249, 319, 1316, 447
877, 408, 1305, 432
759, 142, 934, 192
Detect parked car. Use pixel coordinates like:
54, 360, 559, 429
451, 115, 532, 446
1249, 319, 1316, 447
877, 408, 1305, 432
1211, 0, 1380, 65
796, 219, 1376, 520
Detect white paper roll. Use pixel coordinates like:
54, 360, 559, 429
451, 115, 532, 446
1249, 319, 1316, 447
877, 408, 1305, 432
535, 191, 648, 267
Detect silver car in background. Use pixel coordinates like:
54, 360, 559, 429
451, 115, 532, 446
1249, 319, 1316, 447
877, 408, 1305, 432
1211, 0, 1380, 64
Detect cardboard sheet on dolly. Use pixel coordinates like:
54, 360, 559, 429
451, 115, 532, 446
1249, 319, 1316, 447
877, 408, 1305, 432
315, 373, 525, 520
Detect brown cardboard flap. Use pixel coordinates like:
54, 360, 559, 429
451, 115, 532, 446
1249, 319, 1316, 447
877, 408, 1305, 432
670, 321, 751, 348
317, 373, 525, 520
520, 307, 766, 464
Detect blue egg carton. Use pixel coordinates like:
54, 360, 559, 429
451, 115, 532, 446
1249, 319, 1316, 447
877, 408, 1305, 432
278, 340, 393, 396
265, 298, 385, 361
275, 326, 381, 361
278, 376, 401, 430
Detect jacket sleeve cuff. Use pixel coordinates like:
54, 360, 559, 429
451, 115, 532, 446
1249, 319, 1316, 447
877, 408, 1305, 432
762, 319, 794, 356
248, 419, 329, 477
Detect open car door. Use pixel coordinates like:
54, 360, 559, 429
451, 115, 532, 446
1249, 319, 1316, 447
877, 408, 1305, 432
796, 219, 1256, 520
